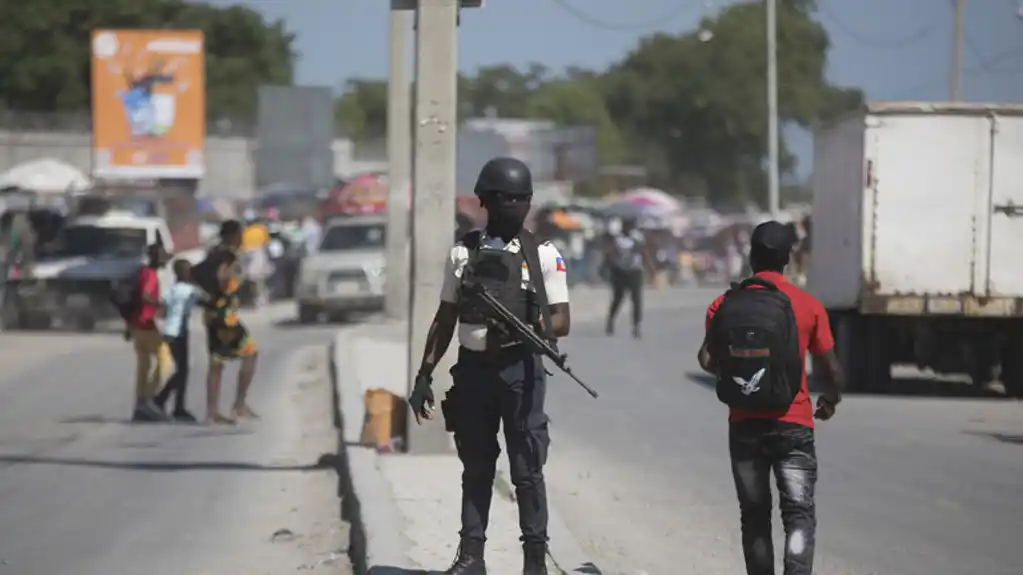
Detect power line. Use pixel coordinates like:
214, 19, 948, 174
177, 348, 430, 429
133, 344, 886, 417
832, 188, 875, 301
959, 0, 1023, 74
896, 45, 1023, 97
817, 1, 943, 48
546, 0, 698, 32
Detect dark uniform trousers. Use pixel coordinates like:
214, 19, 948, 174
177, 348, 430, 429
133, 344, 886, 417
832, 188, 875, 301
449, 345, 550, 544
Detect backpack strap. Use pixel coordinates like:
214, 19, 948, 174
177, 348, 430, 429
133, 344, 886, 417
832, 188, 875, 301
517, 229, 555, 342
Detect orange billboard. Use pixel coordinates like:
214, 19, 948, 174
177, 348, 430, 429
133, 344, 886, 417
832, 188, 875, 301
90, 29, 205, 179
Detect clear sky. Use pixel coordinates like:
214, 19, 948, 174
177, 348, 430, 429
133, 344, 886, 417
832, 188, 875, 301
226, 0, 1023, 178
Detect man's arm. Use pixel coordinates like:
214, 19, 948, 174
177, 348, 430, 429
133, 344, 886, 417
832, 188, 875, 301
810, 302, 844, 404
417, 246, 464, 375
815, 349, 845, 401
540, 245, 571, 337
698, 334, 716, 375
697, 297, 723, 375
416, 302, 459, 377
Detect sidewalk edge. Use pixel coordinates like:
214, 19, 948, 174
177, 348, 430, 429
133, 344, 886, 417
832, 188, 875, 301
331, 329, 416, 574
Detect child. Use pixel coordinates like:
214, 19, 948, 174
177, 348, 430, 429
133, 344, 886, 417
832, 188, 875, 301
154, 259, 201, 422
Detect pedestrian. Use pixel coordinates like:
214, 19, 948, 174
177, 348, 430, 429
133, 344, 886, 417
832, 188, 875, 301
604, 216, 649, 338
408, 157, 572, 575
129, 243, 171, 422
193, 220, 260, 426
697, 220, 845, 575
153, 259, 201, 422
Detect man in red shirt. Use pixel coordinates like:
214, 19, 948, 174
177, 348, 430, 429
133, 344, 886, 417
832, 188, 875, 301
129, 243, 170, 422
698, 221, 844, 575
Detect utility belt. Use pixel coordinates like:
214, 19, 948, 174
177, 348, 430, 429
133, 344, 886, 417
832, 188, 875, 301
443, 345, 537, 433
457, 343, 533, 367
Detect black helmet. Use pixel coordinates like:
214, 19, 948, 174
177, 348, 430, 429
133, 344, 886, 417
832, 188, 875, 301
473, 157, 533, 197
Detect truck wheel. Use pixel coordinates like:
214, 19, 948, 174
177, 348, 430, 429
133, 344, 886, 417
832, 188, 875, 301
297, 304, 319, 325
835, 313, 892, 393
1, 298, 24, 331
1000, 334, 1023, 398
77, 316, 97, 332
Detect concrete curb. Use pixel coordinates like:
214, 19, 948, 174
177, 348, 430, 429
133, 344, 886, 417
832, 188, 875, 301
330, 329, 416, 573
330, 325, 603, 574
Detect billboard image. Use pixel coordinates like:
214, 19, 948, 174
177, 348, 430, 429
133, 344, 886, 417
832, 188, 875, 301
90, 29, 205, 179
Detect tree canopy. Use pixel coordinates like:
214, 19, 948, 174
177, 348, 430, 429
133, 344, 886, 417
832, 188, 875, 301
0, 0, 295, 123
337, 0, 863, 206
0, 0, 862, 206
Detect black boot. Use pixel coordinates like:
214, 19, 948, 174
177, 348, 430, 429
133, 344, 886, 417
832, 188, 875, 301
522, 542, 548, 575
445, 538, 486, 575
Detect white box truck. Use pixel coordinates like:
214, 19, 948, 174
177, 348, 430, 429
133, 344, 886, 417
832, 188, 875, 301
808, 102, 1023, 397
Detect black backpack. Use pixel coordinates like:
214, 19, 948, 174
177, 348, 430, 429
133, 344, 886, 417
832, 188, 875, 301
708, 277, 802, 410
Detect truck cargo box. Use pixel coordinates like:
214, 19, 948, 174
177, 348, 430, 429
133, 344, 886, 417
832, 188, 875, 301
808, 102, 1023, 316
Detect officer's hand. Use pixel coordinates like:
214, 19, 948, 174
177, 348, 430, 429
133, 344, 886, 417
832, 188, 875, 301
408, 372, 435, 425
814, 395, 837, 421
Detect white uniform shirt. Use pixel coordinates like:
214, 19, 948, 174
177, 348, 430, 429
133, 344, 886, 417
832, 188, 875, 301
440, 231, 570, 352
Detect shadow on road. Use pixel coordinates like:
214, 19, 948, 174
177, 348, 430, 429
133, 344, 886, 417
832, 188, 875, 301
564, 562, 602, 573
962, 431, 1023, 445
366, 564, 441, 568
686, 372, 1005, 399
0, 452, 341, 472
60, 415, 173, 426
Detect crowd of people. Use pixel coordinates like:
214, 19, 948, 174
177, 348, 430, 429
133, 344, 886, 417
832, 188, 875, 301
529, 205, 813, 291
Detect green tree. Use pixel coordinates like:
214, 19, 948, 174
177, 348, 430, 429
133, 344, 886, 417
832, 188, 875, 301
525, 78, 624, 165
335, 79, 387, 141
0, 0, 295, 122
460, 63, 550, 118
601, 0, 862, 206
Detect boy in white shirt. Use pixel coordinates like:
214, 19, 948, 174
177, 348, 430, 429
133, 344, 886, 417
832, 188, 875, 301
154, 259, 201, 421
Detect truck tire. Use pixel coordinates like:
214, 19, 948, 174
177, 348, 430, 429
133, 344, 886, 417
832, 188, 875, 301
835, 312, 892, 393
297, 304, 319, 325
1000, 333, 1023, 398
1, 295, 25, 331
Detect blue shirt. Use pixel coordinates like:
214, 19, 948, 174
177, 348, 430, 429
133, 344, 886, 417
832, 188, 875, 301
162, 282, 200, 338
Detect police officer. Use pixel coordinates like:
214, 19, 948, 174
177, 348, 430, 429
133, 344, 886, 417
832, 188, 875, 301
409, 157, 572, 575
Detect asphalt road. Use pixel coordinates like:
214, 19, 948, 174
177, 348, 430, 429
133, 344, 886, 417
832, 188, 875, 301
0, 306, 353, 575
543, 287, 1023, 575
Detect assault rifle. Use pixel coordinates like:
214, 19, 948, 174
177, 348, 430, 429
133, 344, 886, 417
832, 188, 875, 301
463, 282, 599, 399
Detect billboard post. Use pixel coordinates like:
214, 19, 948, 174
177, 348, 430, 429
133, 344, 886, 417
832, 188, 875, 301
90, 29, 206, 180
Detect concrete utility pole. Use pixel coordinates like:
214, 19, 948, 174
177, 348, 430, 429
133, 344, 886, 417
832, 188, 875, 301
385, 2, 411, 319
950, 0, 965, 101
766, 0, 781, 218
406, 0, 460, 455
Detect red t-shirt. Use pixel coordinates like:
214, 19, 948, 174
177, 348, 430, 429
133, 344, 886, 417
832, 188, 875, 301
705, 271, 834, 428
129, 266, 160, 330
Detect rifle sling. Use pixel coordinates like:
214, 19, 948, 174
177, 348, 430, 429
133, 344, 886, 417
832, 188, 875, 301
518, 229, 555, 343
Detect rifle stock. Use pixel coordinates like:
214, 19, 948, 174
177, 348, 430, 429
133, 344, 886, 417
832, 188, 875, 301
465, 283, 598, 399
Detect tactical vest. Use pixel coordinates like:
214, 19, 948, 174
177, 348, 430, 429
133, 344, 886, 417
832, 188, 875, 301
457, 232, 540, 346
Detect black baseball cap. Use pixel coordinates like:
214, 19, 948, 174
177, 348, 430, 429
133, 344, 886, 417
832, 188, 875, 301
750, 220, 795, 253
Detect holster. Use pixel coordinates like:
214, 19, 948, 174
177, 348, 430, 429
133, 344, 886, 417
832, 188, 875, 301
441, 391, 458, 432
